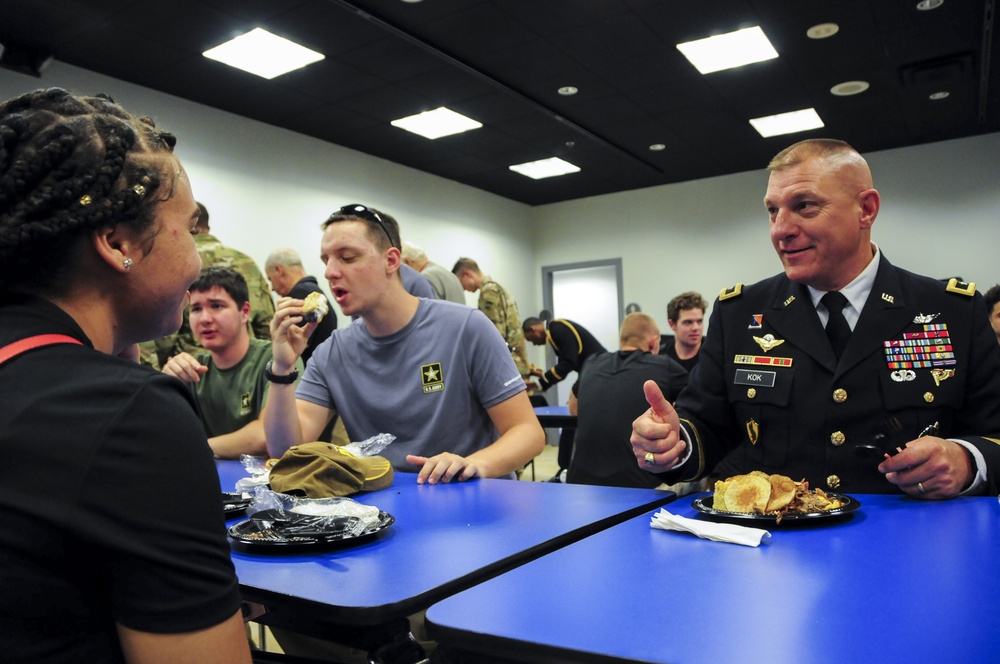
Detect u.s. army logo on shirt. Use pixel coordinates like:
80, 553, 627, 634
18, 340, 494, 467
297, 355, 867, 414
422, 362, 444, 394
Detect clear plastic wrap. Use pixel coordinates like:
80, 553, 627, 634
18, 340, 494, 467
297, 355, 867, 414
246, 485, 381, 538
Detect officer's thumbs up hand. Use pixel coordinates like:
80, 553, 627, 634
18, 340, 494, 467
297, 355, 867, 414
630, 380, 685, 469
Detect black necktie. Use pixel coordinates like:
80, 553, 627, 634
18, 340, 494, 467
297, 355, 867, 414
821, 291, 851, 359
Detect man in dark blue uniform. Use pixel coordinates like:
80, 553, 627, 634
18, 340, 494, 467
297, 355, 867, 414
631, 138, 1000, 498
524, 316, 608, 480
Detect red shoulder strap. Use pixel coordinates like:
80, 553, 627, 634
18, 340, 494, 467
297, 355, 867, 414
0, 334, 84, 366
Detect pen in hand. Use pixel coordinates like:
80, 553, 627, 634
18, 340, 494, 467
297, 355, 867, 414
917, 421, 940, 438
881, 421, 941, 460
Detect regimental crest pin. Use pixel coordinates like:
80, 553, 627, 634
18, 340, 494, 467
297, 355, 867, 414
913, 312, 940, 324
930, 368, 955, 386
746, 418, 759, 445
753, 333, 785, 352
748, 314, 763, 329
421, 362, 444, 394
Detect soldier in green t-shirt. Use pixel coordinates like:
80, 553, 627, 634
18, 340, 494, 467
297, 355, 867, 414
161, 267, 301, 459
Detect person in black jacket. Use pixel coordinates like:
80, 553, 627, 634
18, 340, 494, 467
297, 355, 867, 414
631, 138, 1000, 498
568, 313, 689, 490
524, 316, 608, 479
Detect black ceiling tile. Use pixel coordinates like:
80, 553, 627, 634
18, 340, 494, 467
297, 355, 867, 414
546, 13, 675, 70
335, 84, 435, 122
279, 59, 384, 104
429, 154, 498, 180
201, 0, 315, 23
349, 0, 491, 29
335, 37, 443, 83
286, 102, 381, 139
450, 92, 541, 125
260, 2, 386, 57
497, 0, 633, 38
630, 0, 761, 44
397, 3, 538, 58
396, 67, 498, 106
0, 0, 92, 49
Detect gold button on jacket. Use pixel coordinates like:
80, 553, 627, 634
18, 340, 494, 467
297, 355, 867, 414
830, 431, 846, 446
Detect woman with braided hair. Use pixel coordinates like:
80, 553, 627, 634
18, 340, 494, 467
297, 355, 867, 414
0, 88, 251, 663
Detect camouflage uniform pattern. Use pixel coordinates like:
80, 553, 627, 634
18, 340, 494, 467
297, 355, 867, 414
139, 233, 276, 369
478, 275, 530, 376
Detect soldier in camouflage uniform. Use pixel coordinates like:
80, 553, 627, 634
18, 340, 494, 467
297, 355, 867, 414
139, 202, 275, 369
452, 257, 531, 377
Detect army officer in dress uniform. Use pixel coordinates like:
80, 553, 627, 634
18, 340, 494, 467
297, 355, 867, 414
631, 138, 1000, 498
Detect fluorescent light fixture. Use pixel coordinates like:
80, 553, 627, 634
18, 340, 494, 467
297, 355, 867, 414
677, 26, 778, 74
509, 157, 580, 180
390, 107, 482, 139
203, 28, 324, 80
749, 108, 824, 138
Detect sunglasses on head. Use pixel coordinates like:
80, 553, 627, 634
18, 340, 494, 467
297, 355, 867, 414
334, 204, 398, 249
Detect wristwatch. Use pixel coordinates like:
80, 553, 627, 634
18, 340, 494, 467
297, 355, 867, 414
264, 361, 299, 384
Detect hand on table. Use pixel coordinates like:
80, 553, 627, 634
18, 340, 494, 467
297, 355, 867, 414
406, 452, 481, 484
630, 380, 686, 471
879, 435, 974, 499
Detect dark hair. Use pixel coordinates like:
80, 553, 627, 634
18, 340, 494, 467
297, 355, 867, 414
985, 284, 1000, 315
452, 257, 479, 276
0, 88, 179, 295
322, 204, 400, 252
190, 267, 249, 307
667, 291, 707, 322
522, 317, 543, 333
195, 201, 209, 231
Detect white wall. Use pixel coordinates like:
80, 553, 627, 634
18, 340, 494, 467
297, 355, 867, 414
3, 61, 998, 350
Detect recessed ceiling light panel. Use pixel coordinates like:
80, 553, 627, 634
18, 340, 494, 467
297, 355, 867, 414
917, 0, 944, 10
929, 91, 950, 100
558, 86, 579, 96
649, 144, 666, 151
676, 26, 778, 74
390, 107, 483, 139
749, 108, 824, 138
203, 28, 324, 79
509, 157, 580, 180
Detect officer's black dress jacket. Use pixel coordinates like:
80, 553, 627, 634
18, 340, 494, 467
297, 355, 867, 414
538, 319, 608, 390
668, 255, 1000, 495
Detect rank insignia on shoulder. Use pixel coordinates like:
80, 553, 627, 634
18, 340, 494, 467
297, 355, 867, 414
720, 283, 743, 301
945, 278, 976, 296
913, 312, 940, 324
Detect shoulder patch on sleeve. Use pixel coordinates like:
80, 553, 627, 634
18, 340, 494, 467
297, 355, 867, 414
719, 283, 743, 301
945, 278, 976, 297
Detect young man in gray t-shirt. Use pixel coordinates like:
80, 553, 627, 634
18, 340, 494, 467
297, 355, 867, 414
263, 205, 544, 484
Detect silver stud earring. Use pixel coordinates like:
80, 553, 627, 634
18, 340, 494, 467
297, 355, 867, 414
123, 257, 133, 270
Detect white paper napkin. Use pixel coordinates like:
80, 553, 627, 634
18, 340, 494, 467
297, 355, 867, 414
650, 509, 771, 547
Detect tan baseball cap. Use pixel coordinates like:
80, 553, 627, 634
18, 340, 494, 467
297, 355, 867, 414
268, 442, 394, 498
